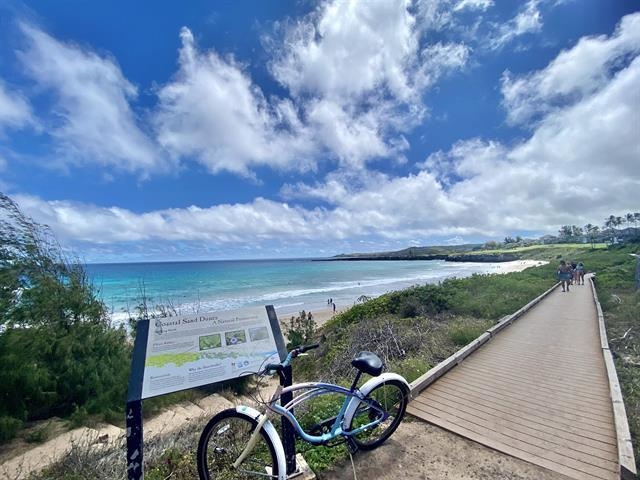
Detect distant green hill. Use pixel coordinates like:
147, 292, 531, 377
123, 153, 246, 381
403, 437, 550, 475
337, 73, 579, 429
327, 243, 521, 262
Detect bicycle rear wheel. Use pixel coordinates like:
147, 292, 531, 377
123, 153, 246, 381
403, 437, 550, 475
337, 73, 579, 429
347, 379, 409, 450
197, 409, 279, 479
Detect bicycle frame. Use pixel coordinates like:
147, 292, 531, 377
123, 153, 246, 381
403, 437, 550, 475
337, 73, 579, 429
233, 371, 408, 479
271, 381, 388, 444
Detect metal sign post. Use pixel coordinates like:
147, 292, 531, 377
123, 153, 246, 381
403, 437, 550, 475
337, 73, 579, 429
265, 305, 297, 475
126, 319, 149, 480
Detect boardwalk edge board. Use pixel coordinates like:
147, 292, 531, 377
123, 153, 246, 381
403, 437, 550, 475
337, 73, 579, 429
409, 281, 559, 395
589, 277, 637, 480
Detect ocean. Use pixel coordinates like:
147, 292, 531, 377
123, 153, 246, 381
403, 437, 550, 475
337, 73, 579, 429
86, 258, 502, 325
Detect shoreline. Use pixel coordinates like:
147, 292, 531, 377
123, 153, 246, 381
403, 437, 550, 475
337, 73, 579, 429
275, 259, 547, 328
107, 259, 547, 330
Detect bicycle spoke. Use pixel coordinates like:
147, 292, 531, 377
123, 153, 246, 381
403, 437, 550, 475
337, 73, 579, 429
348, 380, 408, 450
198, 411, 279, 479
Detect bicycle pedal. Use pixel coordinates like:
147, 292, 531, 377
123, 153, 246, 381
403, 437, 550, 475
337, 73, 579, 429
310, 416, 337, 435
346, 438, 359, 455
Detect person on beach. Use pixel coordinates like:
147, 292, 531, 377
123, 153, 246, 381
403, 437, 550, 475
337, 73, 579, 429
557, 260, 573, 292
576, 262, 585, 285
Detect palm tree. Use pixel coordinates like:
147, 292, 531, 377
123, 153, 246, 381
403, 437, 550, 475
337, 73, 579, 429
626, 212, 634, 226
605, 215, 616, 231
584, 223, 596, 248
604, 215, 618, 244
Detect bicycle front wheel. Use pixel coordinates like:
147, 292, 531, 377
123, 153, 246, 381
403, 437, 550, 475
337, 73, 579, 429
347, 379, 409, 450
197, 409, 280, 480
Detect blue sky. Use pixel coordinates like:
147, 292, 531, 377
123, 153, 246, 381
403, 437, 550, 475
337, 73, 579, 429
0, 0, 638, 262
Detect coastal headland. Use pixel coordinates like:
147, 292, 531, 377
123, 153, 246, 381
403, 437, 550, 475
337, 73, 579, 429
320, 252, 520, 262
318, 244, 523, 262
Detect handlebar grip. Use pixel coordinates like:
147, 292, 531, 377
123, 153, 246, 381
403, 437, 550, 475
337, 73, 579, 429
298, 343, 320, 353
264, 363, 284, 373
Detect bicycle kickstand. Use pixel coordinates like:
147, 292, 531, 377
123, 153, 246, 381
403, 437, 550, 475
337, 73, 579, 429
346, 437, 359, 455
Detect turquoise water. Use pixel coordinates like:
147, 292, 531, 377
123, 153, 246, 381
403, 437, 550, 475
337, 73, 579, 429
86, 259, 499, 323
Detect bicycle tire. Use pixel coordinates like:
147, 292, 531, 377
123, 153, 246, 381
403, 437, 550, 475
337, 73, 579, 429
197, 409, 280, 480
347, 379, 409, 450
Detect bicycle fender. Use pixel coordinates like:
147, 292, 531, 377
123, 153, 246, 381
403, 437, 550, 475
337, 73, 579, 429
343, 372, 410, 426
235, 405, 287, 480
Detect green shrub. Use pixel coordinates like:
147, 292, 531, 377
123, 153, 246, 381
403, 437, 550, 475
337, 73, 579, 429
25, 421, 55, 443
0, 415, 22, 442
387, 284, 453, 316
285, 310, 316, 349
68, 406, 90, 429
0, 194, 131, 442
389, 356, 431, 383
397, 297, 420, 318
447, 319, 492, 346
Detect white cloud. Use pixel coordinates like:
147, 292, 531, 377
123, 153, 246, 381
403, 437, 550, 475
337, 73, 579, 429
9, 3, 472, 179
489, 0, 543, 50
17, 23, 161, 174
501, 12, 640, 125
154, 27, 316, 176
12, 194, 330, 244
429, 52, 640, 230
14, 39, 638, 253
453, 0, 494, 12
0, 79, 34, 131
271, 0, 419, 101
6, 4, 638, 260
268, 0, 468, 168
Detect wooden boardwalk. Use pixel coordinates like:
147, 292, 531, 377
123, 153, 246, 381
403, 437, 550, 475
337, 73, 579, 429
408, 277, 622, 480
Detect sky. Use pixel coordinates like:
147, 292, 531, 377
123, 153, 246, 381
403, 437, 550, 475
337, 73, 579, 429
0, 0, 638, 263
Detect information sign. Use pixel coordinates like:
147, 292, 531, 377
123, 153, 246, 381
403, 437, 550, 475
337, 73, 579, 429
141, 311, 280, 399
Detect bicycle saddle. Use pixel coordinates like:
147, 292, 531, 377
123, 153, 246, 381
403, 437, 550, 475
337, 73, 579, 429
351, 351, 383, 377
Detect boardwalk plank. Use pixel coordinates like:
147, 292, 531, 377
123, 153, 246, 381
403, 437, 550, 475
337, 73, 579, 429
459, 359, 612, 401
450, 363, 614, 413
407, 405, 617, 480
418, 383, 617, 446
433, 373, 615, 428
412, 390, 616, 462
408, 401, 618, 476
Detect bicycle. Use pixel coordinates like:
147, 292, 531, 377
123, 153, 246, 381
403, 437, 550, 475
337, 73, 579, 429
196, 343, 411, 479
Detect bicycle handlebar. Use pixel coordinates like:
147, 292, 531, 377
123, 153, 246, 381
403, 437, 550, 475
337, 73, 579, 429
297, 343, 320, 354
263, 343, 320, 374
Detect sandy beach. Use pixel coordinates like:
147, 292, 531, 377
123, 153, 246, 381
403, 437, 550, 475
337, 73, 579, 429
488, 259, 547, 273
284, 259, 548, 328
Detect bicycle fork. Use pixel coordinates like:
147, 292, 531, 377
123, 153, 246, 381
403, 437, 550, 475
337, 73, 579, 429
232, 386, 283, 470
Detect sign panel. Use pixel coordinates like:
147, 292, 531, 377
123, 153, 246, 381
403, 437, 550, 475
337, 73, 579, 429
141, 311, 279, 399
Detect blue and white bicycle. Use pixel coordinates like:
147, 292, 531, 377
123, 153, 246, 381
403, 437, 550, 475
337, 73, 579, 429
196, 343, 410, 479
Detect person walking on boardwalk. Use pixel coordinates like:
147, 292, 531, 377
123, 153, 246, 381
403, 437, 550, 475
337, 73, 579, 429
576, 261, 585, 285
557, 260, 573, 292
571, 262, 579, 285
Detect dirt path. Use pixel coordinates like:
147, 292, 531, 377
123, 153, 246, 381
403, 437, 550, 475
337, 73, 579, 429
321, 418, 570, 480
